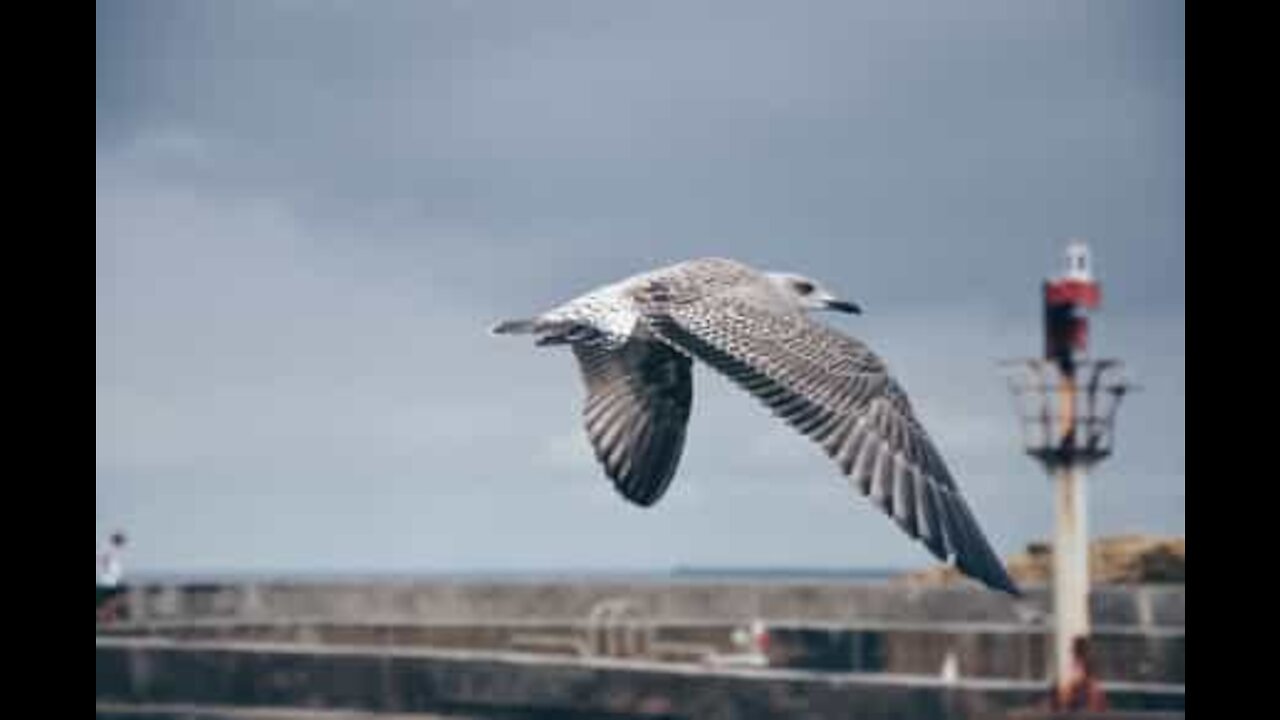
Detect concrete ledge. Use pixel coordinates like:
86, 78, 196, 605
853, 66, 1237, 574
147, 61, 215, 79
98, 702, 1187, 720
101, 618, 1184, 684
1006, 714, 1185, 720
96, 703, 496, 719
97, 638, 1185, 720
123, 582, 1184, 629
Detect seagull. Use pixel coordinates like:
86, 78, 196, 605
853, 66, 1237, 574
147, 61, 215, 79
492, 257, 1019, 595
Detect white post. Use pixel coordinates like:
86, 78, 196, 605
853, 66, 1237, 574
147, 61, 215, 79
1052, 463, 1090, 682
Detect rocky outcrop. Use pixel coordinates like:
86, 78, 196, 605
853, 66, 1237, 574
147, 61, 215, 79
898, 535, 1185, 587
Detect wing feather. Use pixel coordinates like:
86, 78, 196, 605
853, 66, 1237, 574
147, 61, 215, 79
640, 287, 1019, 595
573, 337, 693, 507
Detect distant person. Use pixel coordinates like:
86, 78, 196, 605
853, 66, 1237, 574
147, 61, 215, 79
96, 531, 128, 624
1050, 635, 1108, 712
940, 649, 959, 683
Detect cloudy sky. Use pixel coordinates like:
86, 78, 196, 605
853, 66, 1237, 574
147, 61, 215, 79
96, 0, 1183, 576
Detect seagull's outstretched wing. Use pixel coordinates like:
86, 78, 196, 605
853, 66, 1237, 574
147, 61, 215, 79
573, 335, 693, 507
639, 285, 1019, 595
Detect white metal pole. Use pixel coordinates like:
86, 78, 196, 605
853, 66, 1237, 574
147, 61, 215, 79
1052, 462, 1090, 682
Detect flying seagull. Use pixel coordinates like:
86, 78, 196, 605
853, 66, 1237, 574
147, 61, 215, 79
492, 257, 1019, 595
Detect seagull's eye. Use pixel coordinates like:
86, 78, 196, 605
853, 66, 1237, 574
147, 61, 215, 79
793, 281, 815, 295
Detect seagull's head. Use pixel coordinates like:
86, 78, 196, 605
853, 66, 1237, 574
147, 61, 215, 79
765, 272, 862, 314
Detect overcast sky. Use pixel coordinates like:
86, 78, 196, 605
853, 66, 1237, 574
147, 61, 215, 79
96, 0, 1183, 575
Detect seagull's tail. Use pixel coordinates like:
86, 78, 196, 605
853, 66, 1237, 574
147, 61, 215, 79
490, 318, 539, 335
491, 317, 599, 346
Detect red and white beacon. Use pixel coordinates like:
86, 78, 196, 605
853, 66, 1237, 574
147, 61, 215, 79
1044, 240, 1101, 372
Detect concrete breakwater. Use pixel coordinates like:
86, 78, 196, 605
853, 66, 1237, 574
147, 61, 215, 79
97, 637, 1185, 720
118, 580, 1184, 628
98, 581, 1184, 719
102, 617, 1183, 685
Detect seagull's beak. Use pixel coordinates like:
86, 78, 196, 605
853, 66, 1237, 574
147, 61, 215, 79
825, 299, 862, 314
